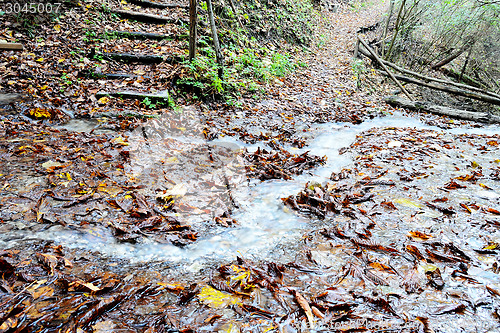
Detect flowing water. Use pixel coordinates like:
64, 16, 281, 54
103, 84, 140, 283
1, 112, 499, 272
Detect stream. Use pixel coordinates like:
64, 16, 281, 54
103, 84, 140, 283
2, 111, 499, 273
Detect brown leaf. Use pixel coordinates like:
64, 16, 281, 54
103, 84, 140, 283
444, 180, 466, 190
369, 262, 397, 274
484, 207, 500, 215
0, 317, 17, 332
292, 290, 315, 329
486, 285, 500, 297
431, 303, 466, 315
408, 231, 432, 241
406, 245, 425, 261
240, 304, 274, 319
36, 253, 58, 275
426, 267, 444, 290
380, 201, 397, 210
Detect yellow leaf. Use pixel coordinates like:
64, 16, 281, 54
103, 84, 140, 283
58, 58, 65, 63
394, 198, 422, 209
42, 160, 66, 171
111, 136, 129, 146
133, 69, 145, 75
421, 263, 438, 272
54, 24, 61, 32
197, 285, 241, 309
0, 317, 17, 331
164, 156, 179, 164
36, 58, 44, 62
30, 286, 54, 299
29, 107, 52, 119
484, 243, 498, 250
98, 96, 110, 105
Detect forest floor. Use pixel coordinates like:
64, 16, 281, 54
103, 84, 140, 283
1, 1, 500, 332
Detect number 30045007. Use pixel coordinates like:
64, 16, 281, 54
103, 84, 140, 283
3, 2, 62, 14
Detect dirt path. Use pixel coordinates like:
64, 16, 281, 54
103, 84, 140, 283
232, 1, 389, 124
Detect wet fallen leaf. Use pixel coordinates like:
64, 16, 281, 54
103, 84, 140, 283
292, 290, 315, 329
97, 96, 110, 105
394, 198, 422, 209
197, 285, 241, 309
484, 207, 500, 215
431, 303, 466, 315
92, 320, 115, 333
408, 231, 432, 241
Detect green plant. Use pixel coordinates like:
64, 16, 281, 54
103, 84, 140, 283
60, 73, 73, 85
142, 97, 156, 109
316, 33, 327, 48
351, 59, 366, 89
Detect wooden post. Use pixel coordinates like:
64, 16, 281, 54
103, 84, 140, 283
189, 0, 197, 61
207, 0, 224, 78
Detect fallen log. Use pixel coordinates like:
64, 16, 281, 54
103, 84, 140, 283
379, 71, 500, 106
358, 45, 500, 100
440, 67, 489, 90
0, 43, 23, 51
385, 96, 500, 124
358, 36, 412, 100
111, 9, 182, 24
107, 30, 184, 40
128, 0, 189, 9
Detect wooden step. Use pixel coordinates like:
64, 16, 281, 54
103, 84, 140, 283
0, 93, 23, 105
106, 52, 165, 64
111, 9, 184, 24
78, 71, 151, 80
101, 52, 183, 64
0, 43, 23, 51
96, 91, 171, 103
107, 30, 186, 40
128, 0, 188, 9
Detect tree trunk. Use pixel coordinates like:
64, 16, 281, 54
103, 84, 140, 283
385, 0, 406, 61
189, 0, 197, 61
385, 96, 500, 124
357, 45, 500, 100
207, 0, 224, 78
358, 36, 412, 100
430, 42, 472, 70
379, 71, 500, 105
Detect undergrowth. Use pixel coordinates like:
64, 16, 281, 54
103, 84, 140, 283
178, 0, 318, 101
